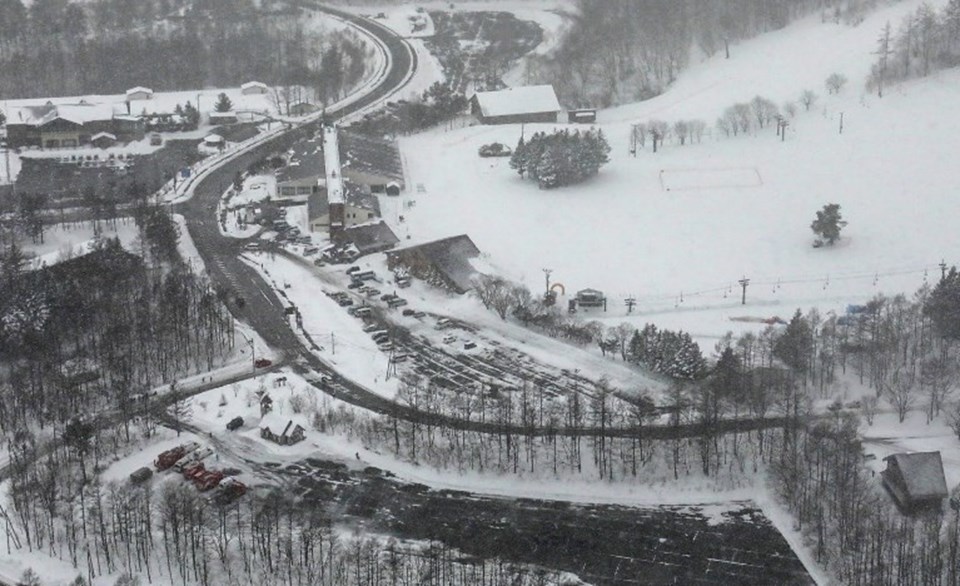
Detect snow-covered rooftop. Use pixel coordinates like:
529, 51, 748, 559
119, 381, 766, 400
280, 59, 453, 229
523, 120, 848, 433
323, 125, 344, 205
11, 102, 117, 126
241, 81, 268, 91
472, 85, 561, 117
126, 86, 153, 96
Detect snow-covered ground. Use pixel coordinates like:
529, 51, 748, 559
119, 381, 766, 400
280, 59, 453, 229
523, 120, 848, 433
398, 0, 958, 352
21, 218, 140, 271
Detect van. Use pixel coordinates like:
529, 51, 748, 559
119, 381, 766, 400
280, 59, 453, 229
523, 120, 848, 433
436, 318, 452, 329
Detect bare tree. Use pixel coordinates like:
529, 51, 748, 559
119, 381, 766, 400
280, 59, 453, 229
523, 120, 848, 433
799, 89, 818, 111
673, 120, 690, 145
825, 72, 848, 94
750, 96, 778, 129
883, 365, 916, 422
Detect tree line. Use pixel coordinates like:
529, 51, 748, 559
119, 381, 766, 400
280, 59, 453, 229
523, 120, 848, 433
0, 0, 371, 100
527, 0, 864, 107
5, 417, 585, 585
868, 0, 960, 97
0, 204, 235, 437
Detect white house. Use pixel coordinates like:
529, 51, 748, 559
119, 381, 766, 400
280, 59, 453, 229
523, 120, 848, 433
125, 86, 154, 101
241, 81, 269, 95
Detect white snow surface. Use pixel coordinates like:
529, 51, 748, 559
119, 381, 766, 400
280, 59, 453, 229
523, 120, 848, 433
399, 0, 960, 350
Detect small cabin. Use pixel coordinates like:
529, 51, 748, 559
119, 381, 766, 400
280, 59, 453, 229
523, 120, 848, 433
882, 451, 948, 511
241, 81, 269, 95
125, 86, 153, 101
567, 108, 597, 124
575, 288, 606, 308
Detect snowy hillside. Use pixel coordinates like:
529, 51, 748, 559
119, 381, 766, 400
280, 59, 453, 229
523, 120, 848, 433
398, 0, 959, 347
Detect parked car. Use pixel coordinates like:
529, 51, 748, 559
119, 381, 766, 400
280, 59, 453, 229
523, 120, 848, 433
362, 323, 381, 333
337, 298, 354, 307
347, 281, 363, 289
442, 335, 456, 344
244, 241, 261, 251
478, 142, 512, 157
402, 308, 416, 316
346, 266, 361, 275
463, 340, 477, 350
254, 358, 272, 368
226, 416, 244, 431
387, 297, 408, 308
130, 467, 153, 484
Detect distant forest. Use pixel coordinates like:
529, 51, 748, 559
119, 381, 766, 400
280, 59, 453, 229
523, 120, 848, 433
528, 0, 890, 107
0, 0, 371, 101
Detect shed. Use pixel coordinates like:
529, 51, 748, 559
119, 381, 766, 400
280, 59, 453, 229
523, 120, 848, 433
470, 85, 561, 125
241, 81, 269, 95
385, 181, 401, 196
882, 451, 948, 510
125, 86, 154, 101
567, 108, 597, 124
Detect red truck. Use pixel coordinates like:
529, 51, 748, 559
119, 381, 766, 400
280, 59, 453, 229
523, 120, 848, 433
195, 469, 225, 491
183, 462, 207, 481
154, 441, 199, 471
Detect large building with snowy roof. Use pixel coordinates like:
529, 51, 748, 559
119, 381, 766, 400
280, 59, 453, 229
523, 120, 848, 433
5, 101, 145, 149
470, 85, 561, 125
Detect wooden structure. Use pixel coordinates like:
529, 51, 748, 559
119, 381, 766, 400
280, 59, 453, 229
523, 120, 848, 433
260, 420, 306, 446
576, 288, 606, 309
882, 451, 948, 511
567, 108, 597, 123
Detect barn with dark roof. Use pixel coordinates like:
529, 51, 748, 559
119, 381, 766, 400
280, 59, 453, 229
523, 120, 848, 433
470, 85, 561, 125
881, 451, 948, 510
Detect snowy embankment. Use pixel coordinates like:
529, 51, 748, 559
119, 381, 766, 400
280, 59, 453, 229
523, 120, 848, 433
397, 0, 957, 351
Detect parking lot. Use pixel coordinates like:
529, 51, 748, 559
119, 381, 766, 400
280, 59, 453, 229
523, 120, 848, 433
278, 459, 814, 585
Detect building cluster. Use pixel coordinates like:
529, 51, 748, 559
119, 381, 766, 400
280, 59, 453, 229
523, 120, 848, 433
3, 81, 274, 150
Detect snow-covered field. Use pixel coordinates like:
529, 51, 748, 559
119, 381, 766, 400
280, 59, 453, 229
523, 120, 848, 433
397, 0, 957, 350
21, 218, 140, 270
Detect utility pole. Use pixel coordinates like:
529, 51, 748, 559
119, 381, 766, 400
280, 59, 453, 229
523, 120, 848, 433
331, 332, 336, 355
941, 259, 948, 281
624, 297, 636, 314
839, 112, 844, 135
738, 276, 750, 305
542, 268, 552, 294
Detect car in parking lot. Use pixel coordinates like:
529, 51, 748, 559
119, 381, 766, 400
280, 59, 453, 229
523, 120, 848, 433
463, 340, 477, 350
381, 293, 396, 301
254, 358, 272, 368
347, 281, 362, 289
226, 416, 244, 431
365, 288, 380, 297
387, 297, 408, 308
402, 308, 416, 316
442, 334, 456, 344
377, 341, 394, 352
337, 298, 354, 307
244, 241, 261, 251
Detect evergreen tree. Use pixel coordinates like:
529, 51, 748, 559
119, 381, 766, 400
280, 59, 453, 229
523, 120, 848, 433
924, 267, 960, 340
510, 136, 527, 177
537, 148, 560, 189
774, 309, 813, 373
810, 203, 846, 246
214, 92, 232, 112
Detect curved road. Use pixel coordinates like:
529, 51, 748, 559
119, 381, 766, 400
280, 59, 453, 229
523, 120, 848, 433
181, 5, 792, 442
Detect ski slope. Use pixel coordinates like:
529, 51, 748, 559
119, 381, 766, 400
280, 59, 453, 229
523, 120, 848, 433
398, 0, 959, 347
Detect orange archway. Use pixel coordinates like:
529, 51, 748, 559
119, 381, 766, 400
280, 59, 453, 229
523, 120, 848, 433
550, 282, 565, 296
